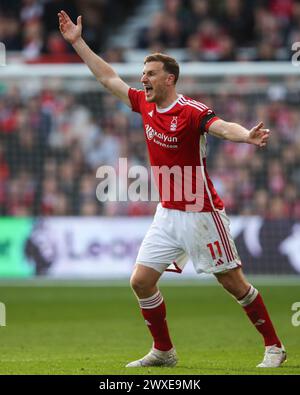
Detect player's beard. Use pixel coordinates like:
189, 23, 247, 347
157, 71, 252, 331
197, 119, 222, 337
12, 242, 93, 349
146, 86, 166, 105
145, 92, 155, 102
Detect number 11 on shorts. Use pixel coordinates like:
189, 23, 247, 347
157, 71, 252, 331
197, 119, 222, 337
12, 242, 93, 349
207, 241, 222, 260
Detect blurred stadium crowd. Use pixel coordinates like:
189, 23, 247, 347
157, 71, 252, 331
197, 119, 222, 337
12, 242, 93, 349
0, 77, 300, 218
0, 0, 137, 62
1, 0, 300, 62
0, 0, 299, 218
137, 0, 300, 61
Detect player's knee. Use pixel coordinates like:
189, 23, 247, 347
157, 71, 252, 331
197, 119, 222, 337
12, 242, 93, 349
217, 275, 249, 298
216, 276, 234, 292
130, 274, 150, 293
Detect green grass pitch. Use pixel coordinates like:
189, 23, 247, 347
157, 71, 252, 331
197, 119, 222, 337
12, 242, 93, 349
0, 281, 299, 375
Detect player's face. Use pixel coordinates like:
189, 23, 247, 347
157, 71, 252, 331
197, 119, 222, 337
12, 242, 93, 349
141, 61, 171, 103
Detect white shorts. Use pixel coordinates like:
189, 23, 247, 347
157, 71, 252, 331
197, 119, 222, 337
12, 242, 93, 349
136, 203, 242, 275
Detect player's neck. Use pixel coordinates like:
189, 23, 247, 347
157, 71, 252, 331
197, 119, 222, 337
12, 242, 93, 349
156, 92, 179, 110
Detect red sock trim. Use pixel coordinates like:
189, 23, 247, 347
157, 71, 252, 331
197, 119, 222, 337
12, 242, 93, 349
141, 301, 173, 351
243, 293, 281, 347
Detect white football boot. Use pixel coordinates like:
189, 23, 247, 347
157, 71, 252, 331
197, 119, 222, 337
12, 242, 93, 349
126, 347, 178, 368
257, 344, 287, 368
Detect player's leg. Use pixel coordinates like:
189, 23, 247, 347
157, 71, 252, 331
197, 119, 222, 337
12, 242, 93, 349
130, 263, 173, 353
186, 208, 286, 367
126, 205, 184, 367
130, 262, 161, 298
126, 263, 177, 367
215, 267, 286, 367
214, 266, 250, 299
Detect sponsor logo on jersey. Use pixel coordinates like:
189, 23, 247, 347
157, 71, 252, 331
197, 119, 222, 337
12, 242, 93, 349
145, 124, 178, 143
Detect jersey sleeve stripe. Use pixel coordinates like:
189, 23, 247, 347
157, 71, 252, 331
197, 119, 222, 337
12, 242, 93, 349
178, 97, 205, 108
178, 100, 209, 113
178, 97, 207, 110
178, 97, 208, 111
188, 98, 208, 109
179, 96, 207, 107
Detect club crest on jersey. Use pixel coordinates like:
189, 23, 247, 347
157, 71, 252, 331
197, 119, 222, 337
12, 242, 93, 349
170, 116, 178, 131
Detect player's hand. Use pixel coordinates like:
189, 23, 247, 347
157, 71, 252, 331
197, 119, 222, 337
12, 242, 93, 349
247, 122, 270, 148
58, 10, 82, 45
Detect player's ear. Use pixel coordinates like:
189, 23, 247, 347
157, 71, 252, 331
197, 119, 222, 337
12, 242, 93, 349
167, 74, 176, 86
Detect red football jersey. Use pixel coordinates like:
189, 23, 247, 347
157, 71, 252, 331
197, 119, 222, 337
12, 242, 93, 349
128, 88, 224, 212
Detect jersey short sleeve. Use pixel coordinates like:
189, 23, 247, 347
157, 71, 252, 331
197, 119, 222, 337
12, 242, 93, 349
189, 105, 219, 135
128, 88, 145, 114
199, 110, 219, 134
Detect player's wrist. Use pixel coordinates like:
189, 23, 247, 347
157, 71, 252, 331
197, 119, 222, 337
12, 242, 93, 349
244, 132, 251, 144
71, 36, 84, 47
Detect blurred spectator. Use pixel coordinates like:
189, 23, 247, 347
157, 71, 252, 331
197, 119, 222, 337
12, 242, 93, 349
184, 0, 211, 38
196, 19, 225, 61
22, 20, 43, 60
0, 145, 9, 181
41, 176, 59, 215
102, 47, 126, 63
0, 14, 22, 50
20, 0, 43, 24
184, 34, 202, 61
28, 32, 81, 63
85, 126, 121, 170
52, 192, 70, 215
267, 196, 290, 219
219, 0, 255, 46
79, 200, 100, 216
137, 12, 166, 49
256, 40, 278, 61
218, 36, 237, 61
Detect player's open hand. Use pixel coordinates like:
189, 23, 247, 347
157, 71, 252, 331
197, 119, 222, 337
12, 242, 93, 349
248, 122, 270, 148
58, 10, 82, 45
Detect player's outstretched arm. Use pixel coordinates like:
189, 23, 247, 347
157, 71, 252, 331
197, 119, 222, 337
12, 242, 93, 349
58, 10, 131, 107
208, 119, 270, 147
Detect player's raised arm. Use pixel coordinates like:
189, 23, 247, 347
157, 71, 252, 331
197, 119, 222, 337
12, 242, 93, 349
208, 119, 270, 148
58, 10, 131, 107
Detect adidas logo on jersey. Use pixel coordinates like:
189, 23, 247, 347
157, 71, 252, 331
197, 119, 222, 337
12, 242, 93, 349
148, 110, 153, 117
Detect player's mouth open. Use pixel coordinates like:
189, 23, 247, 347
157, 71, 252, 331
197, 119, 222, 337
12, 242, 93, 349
145, 86, 153, 95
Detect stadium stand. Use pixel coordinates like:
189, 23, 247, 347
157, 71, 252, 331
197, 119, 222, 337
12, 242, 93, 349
1, 1, 300, 62
0, 73, 299, 218
0, 0, 299, 218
